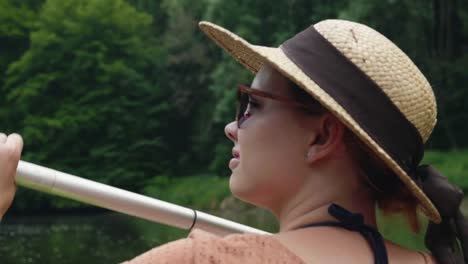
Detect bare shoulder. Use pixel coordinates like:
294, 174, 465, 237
385, 241, 438, 264
273, 229, 438, 264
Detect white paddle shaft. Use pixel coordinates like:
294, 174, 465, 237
15, 160, 269, 236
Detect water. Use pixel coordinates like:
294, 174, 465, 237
0, 208, 277, 264
0, 212, 188, 263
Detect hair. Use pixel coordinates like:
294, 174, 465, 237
287, 80, 420, 233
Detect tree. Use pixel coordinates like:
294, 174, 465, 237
0, 0, 42, 123
4, 0, 174, 208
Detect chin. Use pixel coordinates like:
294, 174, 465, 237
229, 174, 254, 200
229, 174, 246, 196
229, 176, 270, 208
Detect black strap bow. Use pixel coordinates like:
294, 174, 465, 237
417, 165, 468, 264
329, 204, 388, 264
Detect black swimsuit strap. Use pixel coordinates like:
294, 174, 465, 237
296, 204, 388, 264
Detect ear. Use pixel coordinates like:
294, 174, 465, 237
306, 114, 345, 164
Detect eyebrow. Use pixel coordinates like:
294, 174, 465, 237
240, 84, 294, 101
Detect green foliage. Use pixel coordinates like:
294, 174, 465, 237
423, 150, 468, 191
1, 0, 467, 213
3, 0, 176, 210
0, 1, 36, 39
0, 0, 41, 122
142, 174, 230, 210
378, 209, 428, 251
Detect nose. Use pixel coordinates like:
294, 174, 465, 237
225, 121, 238, 143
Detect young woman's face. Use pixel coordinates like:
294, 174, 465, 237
225, 64, 320, 208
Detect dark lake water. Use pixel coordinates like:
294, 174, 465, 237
0, 208, 277, 264
0, 212, 188, 263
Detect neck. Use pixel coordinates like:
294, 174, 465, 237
273, 178, 377, 232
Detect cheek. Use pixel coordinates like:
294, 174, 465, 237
230, 114, 306, 201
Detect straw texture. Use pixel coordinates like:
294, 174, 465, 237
199, 19, 440, 223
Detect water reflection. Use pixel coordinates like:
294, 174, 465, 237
0, 208, 277, 264
0, 212, 188, 263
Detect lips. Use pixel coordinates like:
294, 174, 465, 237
232, 149, 240, 159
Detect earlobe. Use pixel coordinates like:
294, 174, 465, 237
305, 134, 320, 162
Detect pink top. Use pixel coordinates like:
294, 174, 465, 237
122, 229, 306, 264
122, 229, 435, 263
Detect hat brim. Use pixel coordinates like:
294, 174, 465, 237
199, 21, 441, 223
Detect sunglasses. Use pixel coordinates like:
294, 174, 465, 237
236, 84, 319, 128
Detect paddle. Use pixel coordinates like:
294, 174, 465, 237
15, 160, 269, 236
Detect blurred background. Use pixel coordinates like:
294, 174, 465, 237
0, 0, 467, 263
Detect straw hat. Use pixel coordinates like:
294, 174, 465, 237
199, 19, 441, 223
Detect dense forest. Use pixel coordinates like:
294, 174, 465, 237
1, 0, 467, 212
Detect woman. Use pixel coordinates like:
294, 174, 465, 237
1, 19, 466, 263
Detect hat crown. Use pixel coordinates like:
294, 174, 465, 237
314, 19, 437, 143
